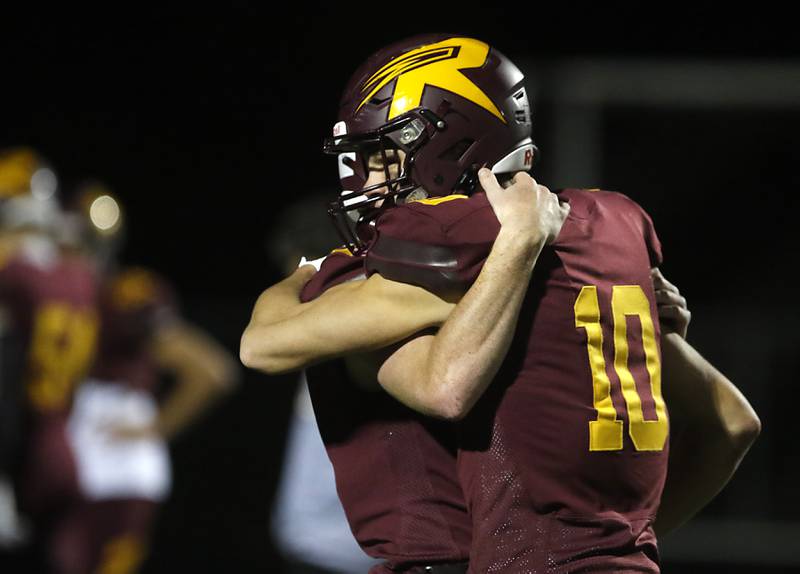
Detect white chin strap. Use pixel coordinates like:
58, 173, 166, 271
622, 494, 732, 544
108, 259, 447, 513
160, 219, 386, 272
341, 190, 367, 209
340, 190, 367, 223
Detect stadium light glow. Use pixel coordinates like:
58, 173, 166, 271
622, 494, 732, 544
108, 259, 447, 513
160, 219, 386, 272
89, 194, 121, 231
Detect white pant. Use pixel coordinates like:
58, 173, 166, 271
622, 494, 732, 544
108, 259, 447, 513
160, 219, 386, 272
68, 381, 171, 502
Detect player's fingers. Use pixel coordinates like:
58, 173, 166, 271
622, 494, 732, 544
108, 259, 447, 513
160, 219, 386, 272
654, 289, 687, 309
556, 194, 570, 218
658, 305, 691, 323
651, 267, 679, 294
650, 268, 667, 290
295, 264, 318, 279
478, 167, 503, 194
512, 171, 534, 185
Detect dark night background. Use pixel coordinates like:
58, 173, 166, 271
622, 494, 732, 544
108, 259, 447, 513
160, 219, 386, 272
2, 5, 799, 573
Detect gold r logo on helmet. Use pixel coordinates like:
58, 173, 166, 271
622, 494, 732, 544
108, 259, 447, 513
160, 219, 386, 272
358, 38, 506, 123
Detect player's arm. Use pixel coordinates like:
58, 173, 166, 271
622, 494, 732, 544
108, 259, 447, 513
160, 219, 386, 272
652, 269, 760, 537
112, 320, 239, 441
377, 169, 569, 420
240, 269, 455, 375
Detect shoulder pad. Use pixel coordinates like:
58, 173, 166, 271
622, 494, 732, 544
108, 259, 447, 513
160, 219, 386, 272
559, 188, 662, 266
366, 194, 499, 295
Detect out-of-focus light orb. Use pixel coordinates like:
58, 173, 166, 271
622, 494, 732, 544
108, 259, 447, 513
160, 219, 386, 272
30, 168, 57, 200
89, 195, 121, 231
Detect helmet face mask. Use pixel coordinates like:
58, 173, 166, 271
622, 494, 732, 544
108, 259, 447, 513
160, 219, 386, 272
324, 35, 537, 253
324, 109, 445, 251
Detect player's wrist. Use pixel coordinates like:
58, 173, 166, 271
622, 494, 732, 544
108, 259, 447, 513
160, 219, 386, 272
496, 226, 546, 256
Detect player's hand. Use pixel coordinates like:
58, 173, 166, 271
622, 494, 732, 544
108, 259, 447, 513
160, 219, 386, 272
478, 168, 569, 245
298, 255, 325, 272
287, 262, 317, 290
651, 267, 691, 339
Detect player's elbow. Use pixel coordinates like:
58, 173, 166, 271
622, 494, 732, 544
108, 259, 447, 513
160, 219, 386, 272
426, 378, 476, 422
239, 328, 283, 374
431, 395, 469, 421
239, 329, 258, 368
703, 399, 761, 459
725, 408, 761, 452
721, 385, 761, 452
208, 358, 241, 393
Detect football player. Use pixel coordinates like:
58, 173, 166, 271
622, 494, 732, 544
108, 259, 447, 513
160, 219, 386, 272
242, 35, 759, 572
59, 183, 239, 574
243, 35, 566, 573
266, 195, 382, 573
0, 147, 100, 572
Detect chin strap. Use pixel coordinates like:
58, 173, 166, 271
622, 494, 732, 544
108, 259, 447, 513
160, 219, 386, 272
402, 187, 429, 203
454, 164, 481, 195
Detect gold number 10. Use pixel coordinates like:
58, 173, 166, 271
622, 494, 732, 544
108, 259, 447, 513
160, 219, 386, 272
574, 285, 668, 452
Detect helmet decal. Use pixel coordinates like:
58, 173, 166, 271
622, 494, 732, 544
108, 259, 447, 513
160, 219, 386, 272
357, 37, 506, 123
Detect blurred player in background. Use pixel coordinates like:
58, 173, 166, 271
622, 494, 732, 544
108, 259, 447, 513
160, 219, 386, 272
267, 195, 380, 574
57, 182, 239, 574
243, 35, 760, 572
0, 147, 100, 573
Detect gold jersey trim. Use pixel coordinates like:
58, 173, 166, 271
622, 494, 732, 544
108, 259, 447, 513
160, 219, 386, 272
408, 194, 468, 206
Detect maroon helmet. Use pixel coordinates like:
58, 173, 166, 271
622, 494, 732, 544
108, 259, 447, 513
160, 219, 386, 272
323, 34, 536, 252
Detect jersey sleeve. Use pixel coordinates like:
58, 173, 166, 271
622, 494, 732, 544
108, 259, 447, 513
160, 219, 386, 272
365, 194, 500, 296
618, 194, 662, 268
640, 206, 663, 268
299, 249, 366, 303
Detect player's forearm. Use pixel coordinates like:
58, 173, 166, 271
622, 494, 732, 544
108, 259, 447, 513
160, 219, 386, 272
152, 323, 239, 439
241, 304, 379, 375
661, 334, 761, 444
240, 267, 322, 372
421, 227, 544, 419
242, 272, 454, 375
654, 422, 755, 537
246, 267, 315, 327
154, 374, 223, 440
655, 334, 760, 536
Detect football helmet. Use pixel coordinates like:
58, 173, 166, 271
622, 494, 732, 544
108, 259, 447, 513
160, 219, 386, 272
323, 34, 536, 252
0, 147, 60, 232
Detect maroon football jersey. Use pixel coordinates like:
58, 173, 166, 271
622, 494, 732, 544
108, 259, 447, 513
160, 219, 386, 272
0, 241, 99, 514
90, 267, 178, 394
301, 250, 472, 572
0, 241, 99, 419
368, 190, 668, 573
